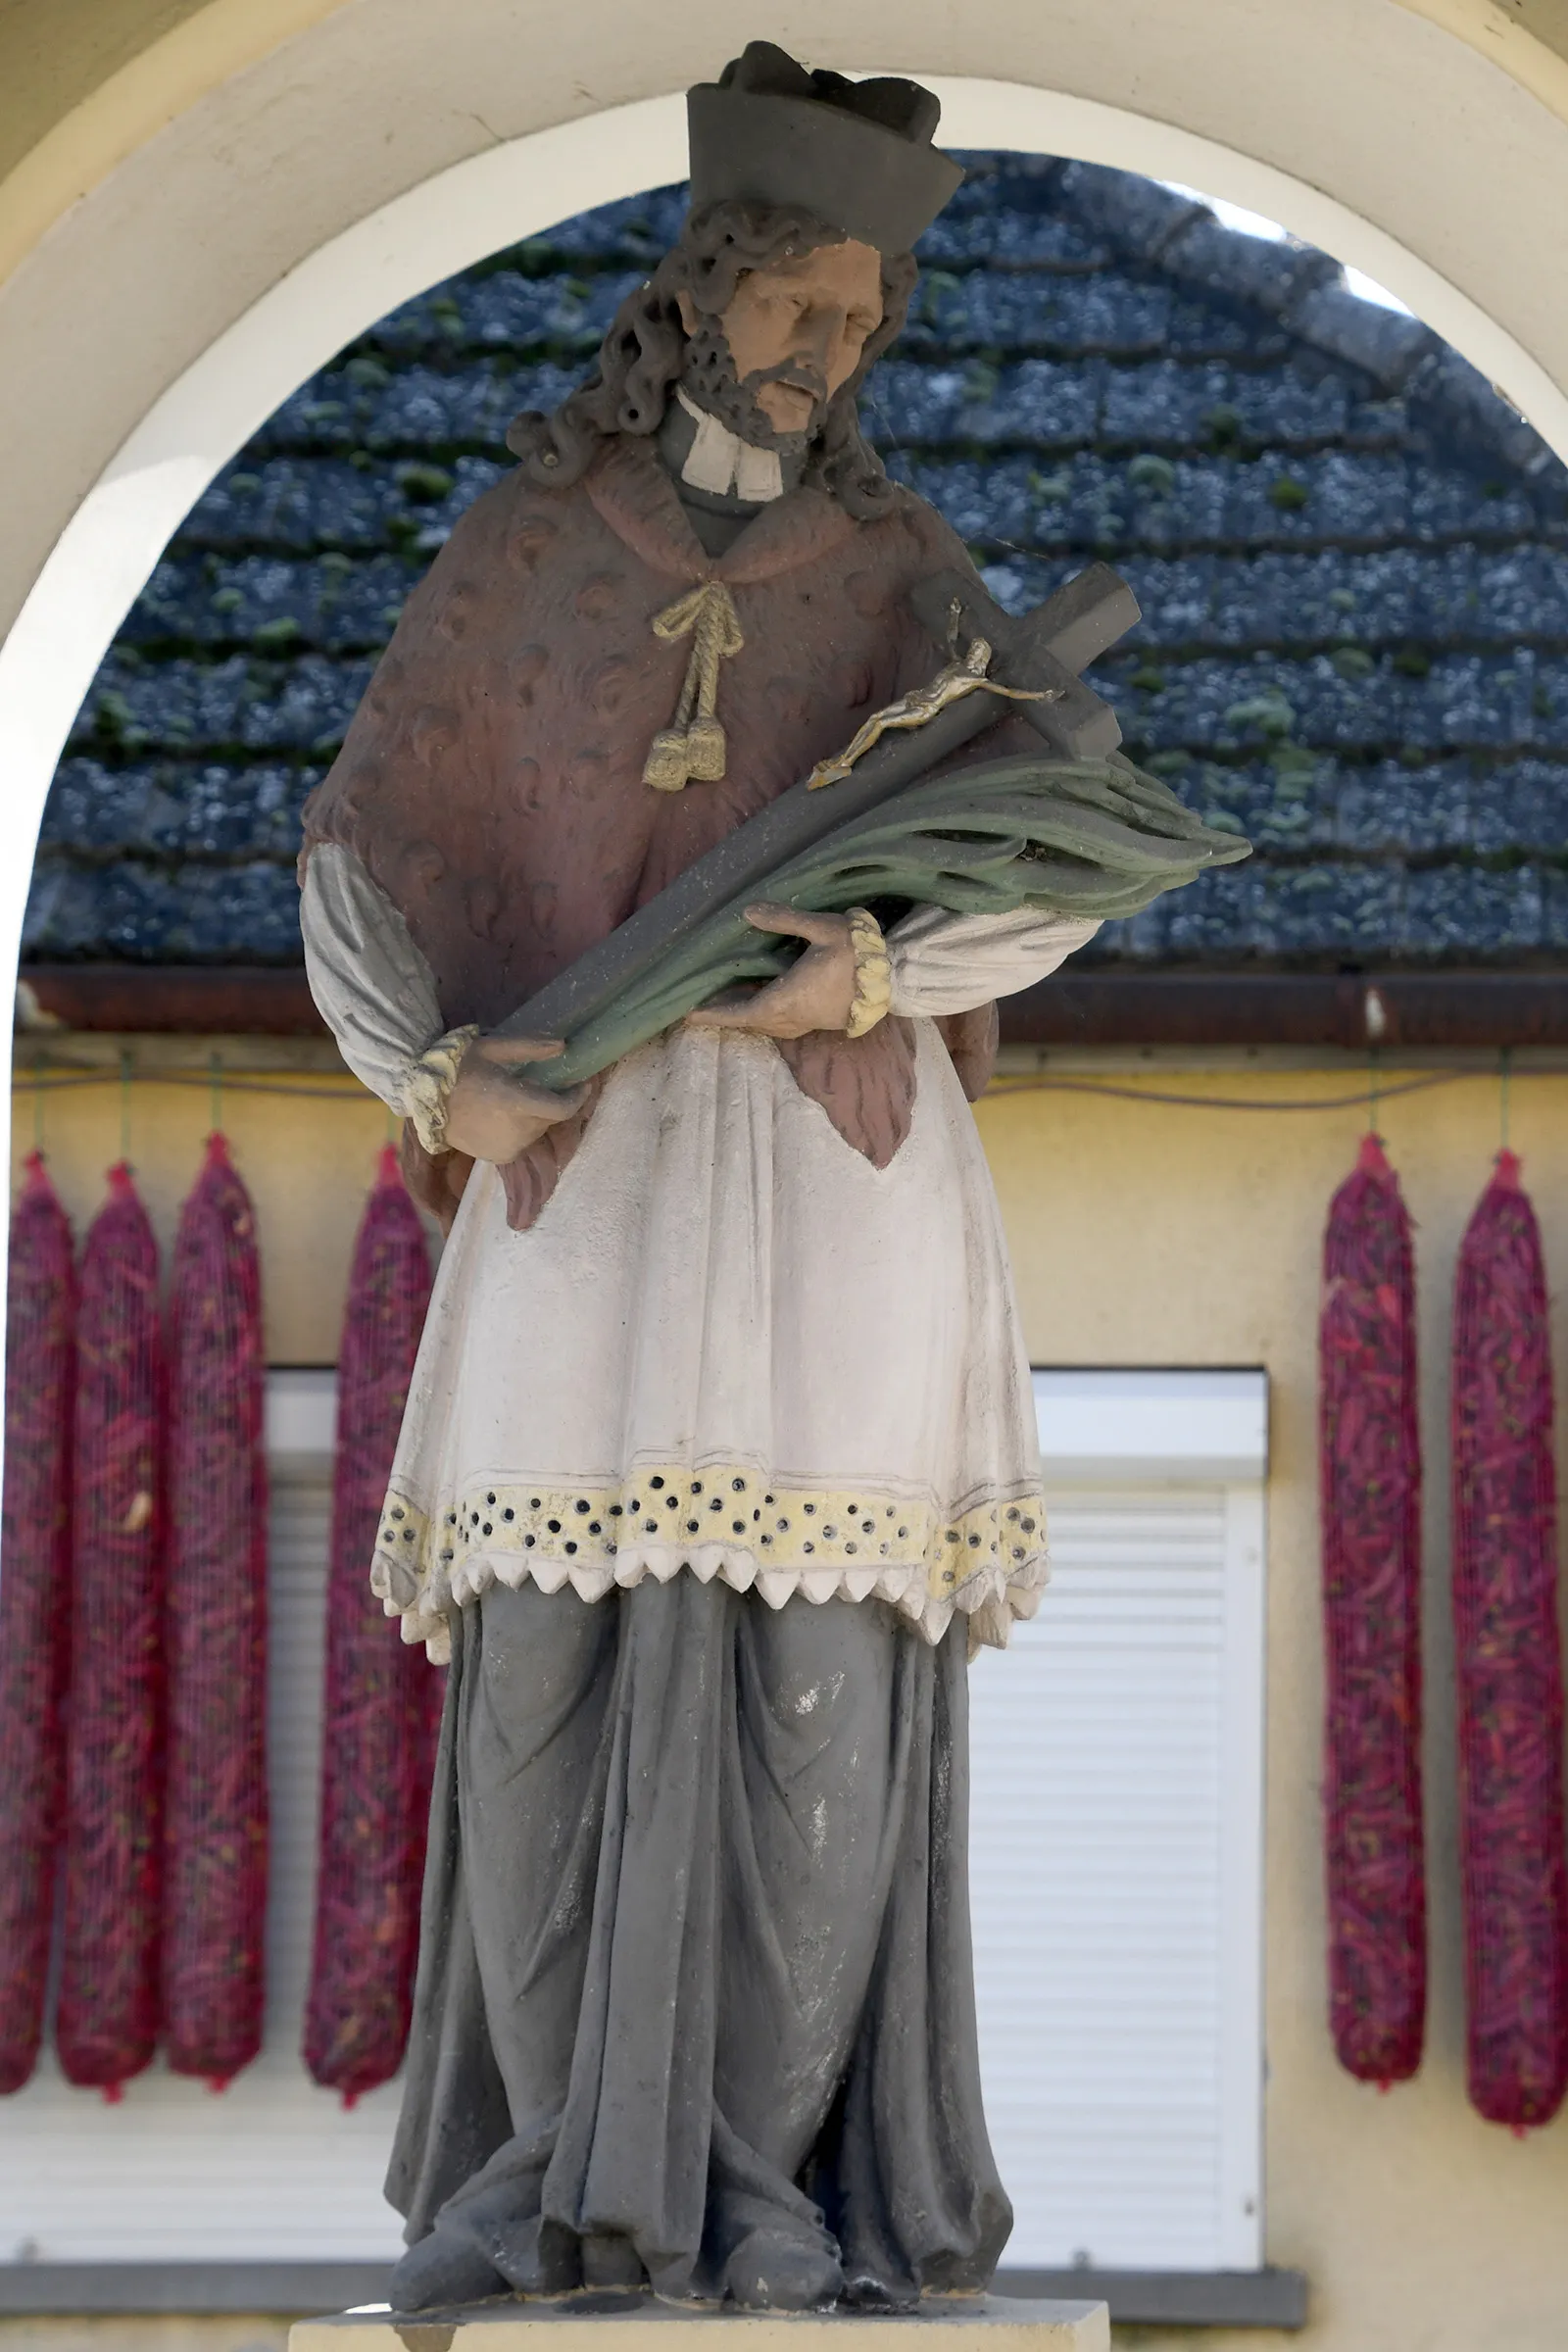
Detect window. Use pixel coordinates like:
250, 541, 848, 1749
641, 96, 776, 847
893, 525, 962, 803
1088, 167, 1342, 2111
967, 1370, 1268, 2273
1, 1368, 1267, 2285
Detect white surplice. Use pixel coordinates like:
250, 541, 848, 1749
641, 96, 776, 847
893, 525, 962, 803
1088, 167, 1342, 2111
302, 846, 1097, 1658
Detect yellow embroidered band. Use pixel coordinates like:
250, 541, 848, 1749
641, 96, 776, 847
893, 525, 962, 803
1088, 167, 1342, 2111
844, 906, 893, 1038
405, 1024, 480, 1154
372, 1468, 1048, 1611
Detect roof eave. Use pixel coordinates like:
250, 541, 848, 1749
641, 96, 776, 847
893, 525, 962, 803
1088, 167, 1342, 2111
17, 963, 1568, 1053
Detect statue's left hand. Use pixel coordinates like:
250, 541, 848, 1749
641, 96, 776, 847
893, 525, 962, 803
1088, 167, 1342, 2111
684, 903, 858, 1039
443, 1035, 589, 1163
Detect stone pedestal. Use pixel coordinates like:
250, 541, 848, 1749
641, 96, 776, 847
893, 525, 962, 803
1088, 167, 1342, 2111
289, 2295, 1110, 2352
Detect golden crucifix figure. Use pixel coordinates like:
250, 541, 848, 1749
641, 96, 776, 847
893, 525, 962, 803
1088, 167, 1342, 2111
807, 635, 1058, 789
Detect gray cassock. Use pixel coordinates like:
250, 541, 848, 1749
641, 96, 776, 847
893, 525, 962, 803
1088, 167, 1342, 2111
387, 1576, 1009, 2305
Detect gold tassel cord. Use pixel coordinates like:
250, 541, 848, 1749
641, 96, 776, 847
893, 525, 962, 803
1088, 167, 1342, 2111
643, 582, 746, 791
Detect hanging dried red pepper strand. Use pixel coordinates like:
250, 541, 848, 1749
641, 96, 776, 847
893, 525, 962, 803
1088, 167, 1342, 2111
163, 1134, 269, 2088
0, 1156, 76, 2093
56, 1163, 164, 2096
1318, 1131, 1426, 2086
1452, 1149, 1568, 2130
304, 1146, 439, 2104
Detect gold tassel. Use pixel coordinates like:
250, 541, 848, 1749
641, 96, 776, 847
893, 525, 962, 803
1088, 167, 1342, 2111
643, 730, 696, 792
642, 583, 746, 791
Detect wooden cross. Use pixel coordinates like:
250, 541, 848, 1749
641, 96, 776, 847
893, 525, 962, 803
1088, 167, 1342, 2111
906, 560, 1139, 762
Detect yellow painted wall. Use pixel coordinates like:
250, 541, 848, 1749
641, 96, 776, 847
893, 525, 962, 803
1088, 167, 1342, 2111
0, 0, 213, 184
12, 1050, 1568, 2350
0, 2325, 287, 2352
9, 1051, 388, 1365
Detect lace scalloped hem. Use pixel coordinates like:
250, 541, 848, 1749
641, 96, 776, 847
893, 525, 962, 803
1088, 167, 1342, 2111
371, 1471, 1050, 1660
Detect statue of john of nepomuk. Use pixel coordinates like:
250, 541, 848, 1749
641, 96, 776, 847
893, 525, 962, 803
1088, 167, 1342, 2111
300, 41, 1239, 2315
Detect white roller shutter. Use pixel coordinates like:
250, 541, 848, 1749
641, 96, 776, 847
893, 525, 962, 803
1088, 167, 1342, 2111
3, 1369, 1267, 2277
0, 1376, 404, 2265
967, 1369, 1268, 2274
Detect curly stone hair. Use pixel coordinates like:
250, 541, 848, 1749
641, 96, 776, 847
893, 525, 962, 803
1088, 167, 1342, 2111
506, 200, 918, 521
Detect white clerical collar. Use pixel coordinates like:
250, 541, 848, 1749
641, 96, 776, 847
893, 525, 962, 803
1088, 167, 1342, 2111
675, 387, 785, 504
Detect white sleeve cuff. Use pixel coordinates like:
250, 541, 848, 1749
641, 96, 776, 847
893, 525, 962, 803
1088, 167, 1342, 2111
301, 843, 471, 1133
402, 1026, 481, 1152
887, 906, 1102, 1017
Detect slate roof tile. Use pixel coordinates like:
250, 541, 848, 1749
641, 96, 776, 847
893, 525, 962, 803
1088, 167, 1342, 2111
1284, 281, 1435, 388
872, 356, 1106, 446
23, 858, 304, 963
124, 553, 421, 653
890, 451, 1563, 562
1407, 348, 1554, 476
1465, 758, 1568, 853
906, 270, 1176, 356
1071, 548, 1564, 651
372, 269, 644, 354
1119, 649, 1568, 757
1162, 297, 1290, 362
77, 651, 374, 757
37, 759, 318, 859
1402, 861, 1551, 956
1326, 761, 1475, 853
1156, 212, 1334, 316
917, 206, 1113, 269
1102, 858, 1560, 962
518, 187, 688, 261
180, 454, 511, 557
253, 361, 562, 455
1056, 162, 1207, 264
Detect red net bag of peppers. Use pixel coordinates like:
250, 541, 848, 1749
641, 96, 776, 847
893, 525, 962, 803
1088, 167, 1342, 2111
0, 1155, 76, 2093
304, 1146, 439, 2102
56, 1163, 164, 2095
1318, 1132, 1426, 2085
1451, 1149, 1568, 2130
163, 1134, 269, 2086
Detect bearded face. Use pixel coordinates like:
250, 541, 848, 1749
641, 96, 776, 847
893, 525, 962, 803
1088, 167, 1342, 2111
678, 318, 821, 456
674, 237, 885, 452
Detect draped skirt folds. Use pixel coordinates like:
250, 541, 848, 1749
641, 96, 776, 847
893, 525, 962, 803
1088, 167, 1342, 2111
387, 1575, 1011, 2304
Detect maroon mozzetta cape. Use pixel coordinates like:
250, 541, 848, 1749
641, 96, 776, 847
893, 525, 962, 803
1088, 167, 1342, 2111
302, 435, 1002, 1225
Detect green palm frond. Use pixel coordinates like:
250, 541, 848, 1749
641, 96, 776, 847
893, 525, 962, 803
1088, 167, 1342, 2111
537, 752, 1250, 1088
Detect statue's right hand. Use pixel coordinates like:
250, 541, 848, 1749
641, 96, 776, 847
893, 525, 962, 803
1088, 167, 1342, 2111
441, 1035, 587, 1164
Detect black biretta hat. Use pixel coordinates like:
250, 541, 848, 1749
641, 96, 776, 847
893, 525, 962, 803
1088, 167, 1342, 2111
687, 42, 962, 255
